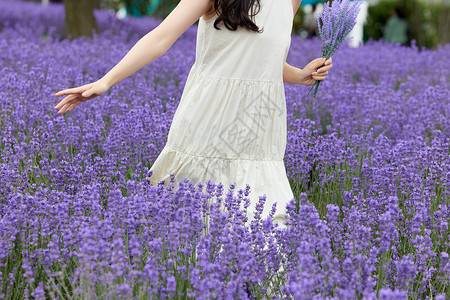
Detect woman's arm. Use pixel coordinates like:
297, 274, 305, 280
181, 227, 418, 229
54, 0, 211, 114
283, 62, 302, 84
101, 0, 212, 89
292, 0, 302, 15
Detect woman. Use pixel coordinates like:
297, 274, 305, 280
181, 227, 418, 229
54, 0, 333, 226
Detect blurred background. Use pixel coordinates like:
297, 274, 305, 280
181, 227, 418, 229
19, 0, 450, 48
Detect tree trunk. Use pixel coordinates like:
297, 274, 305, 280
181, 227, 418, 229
93, 0, 101, 9
63, 0, 98, 40
438, 7, 450, 45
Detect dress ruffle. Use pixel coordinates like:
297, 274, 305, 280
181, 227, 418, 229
149, 144, 294, 222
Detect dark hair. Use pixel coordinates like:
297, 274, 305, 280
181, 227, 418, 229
212, 0, 262, 33
394, 7, 406, 19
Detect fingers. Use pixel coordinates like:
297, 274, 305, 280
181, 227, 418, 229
54, 89, 97, 114
312, 67, 329, 74
54, 94, 77, 110
316, 57, 326, 63
313, 57, 331, 63
311, 58, 333, 81
54, 82, 100, 114
312, 71, 328, 76
55, 87, 83, 97
312, 70, 327, 80
57, 98, 85, 114
313, 57, 326, 68
312, 75, 327, 81
54, 83, 92, 97
82, 88, 95, 98
313, 57, 332, 67
82, 90, 91, 98
54, 94, 81, 114
312, 69, 330, 81
317, 64, 332, 73
57, 102, 74, 114
66, 101, 82, 112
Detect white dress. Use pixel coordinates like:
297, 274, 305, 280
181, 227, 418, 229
149, 0, 295, 223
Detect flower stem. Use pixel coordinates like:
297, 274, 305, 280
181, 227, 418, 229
313, 80, 321, 97
306, 80, 320, 97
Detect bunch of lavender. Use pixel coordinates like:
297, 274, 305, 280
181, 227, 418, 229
307, 0, 362, 97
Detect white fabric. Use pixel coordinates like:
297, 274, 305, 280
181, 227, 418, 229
149, 0, 295, 223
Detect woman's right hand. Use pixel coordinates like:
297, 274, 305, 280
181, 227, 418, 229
54, 79, 110, 114
298, 57, 333, 86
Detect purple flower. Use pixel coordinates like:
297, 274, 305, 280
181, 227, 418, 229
307, 0, 362, 97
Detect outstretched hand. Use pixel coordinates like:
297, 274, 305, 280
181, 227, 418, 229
54, 79, 109, 114
298, 57, 333, 86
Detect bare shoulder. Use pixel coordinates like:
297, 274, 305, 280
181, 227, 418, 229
291, 0, 301, 15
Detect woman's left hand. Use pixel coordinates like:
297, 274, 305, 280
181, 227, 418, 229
298, 57, 333, 86
54, 79, 110, 114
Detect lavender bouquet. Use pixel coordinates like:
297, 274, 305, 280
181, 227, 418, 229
307, 0, 362, 97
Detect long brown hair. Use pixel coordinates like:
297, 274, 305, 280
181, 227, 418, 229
212, 0, 262, 32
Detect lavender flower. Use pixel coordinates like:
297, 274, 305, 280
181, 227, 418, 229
307, 0, 362, 97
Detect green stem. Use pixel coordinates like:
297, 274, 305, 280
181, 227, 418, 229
306, 61, 326, 98
306, 81, 318, 97
313, 80, 321, 97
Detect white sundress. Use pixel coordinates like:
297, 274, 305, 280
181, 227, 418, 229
149, 0, 295, 223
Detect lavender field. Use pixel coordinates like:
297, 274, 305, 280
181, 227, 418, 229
1, 0, 450, 299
